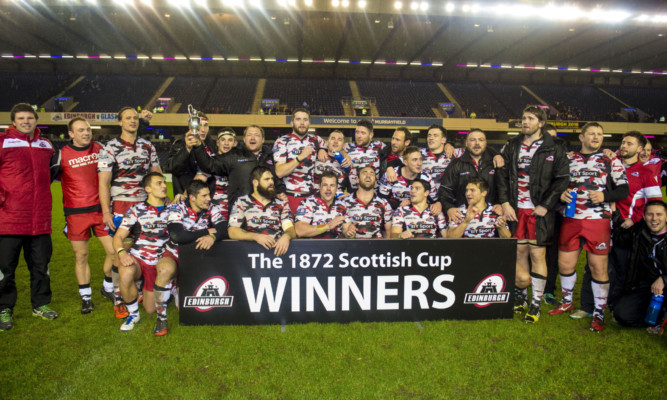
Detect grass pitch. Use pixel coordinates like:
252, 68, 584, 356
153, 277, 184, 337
2, 183, 666, 399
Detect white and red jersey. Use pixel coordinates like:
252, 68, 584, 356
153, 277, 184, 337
120, 202, 169, 266
378, 167, 438, 206
273, 133, 326, 193
165, 201, 225, 257
448, 203, 506, 238
345, 141, 386, 189
643, 154, 663, 182
229, 194, 293, 239
55, 142, 103, 215
212, 175, 229, 219
420, 148, 456, 193
98, 137, 160, 202
391, 205, 446, 238
565, 152, 628, 220
295, 195, 344, 239
312, 156, 348, 193
340, 192, 392, 239
517, 139, 543, 209
617, 162, 662, 223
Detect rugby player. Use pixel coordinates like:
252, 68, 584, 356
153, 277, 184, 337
113, 172, 169, 331
447, 178, 510, 239
340, 166, 393, 239
345, 120, 386, 190
99, 107, 161, 319
549, 123, 629, 333
497, 105, 570, 323
379, 146, 437, 210
154, 179, 227, 336
273, 108, 328, 215
295, 171, 346, 239
312, 129, 350, 196
52, 117, 115, 314
228, 166, 295, 256
193, 128, 238, 219
391, 179, 447, 239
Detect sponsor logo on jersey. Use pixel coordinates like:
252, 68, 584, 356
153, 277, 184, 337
184, 276, 234, 312
463, 274, 510, 308
545, 155, 554, 161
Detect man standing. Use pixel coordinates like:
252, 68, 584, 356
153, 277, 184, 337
549, 122, 629, 332
340, 166, 393, 239
497, 105, 570, 323
447, 178, 511, 239
52, 117, 116, 314
312, 130, 350, 195
295, 171, 346, 239
379, 146, 437, 210
0, 103, 57, 330
387, 127, 412, 165
113, 172, 170, 332
228, 166, 295, 256
155, 179, 227, 336
420, 124, 458, 194
345, 120, 386, 190
391, 179, 447, 239
273, 108, 326, 214
99, 107, 161, 319
438, 129, 500, 225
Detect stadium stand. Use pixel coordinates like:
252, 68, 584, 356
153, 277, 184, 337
483, 82, 535, 121
601, 86, 667, 122
356, 80, 448, 118
0, 72, 74, 111
204, 77, 257, 114
161, 76, 217, 113
262, 78, 351, 115
444, 81, 512, 121
527, 84, 627, 122
65, 75, 165, 112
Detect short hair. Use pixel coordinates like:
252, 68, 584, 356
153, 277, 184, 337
320, 170, 338, 184
10, 103, 38, 122
358, 165, 375, 175
244, 124, 265, 139
543, 123, 557, 132
292, 108, 310, 119
581, 122, 603, 135
117, 106, 136, 121
329, 129, 344, 138
250, 166, 272, 187
394, 127, 412, 144
412, 178, 431, 194
197, 111, 208, 120
356, 119, 373, 132
467, 177, 489, 193
468, 128, 486, 137
141, 172, 164, 188
187, 179, 209, 198
67, 117, 88, 132
523, 105, 547, 122
645, 200, 667, 214
623, 131, 647, 148
217, 127, 237, 139
403, 146, 421, 158
426, 124, 446, 137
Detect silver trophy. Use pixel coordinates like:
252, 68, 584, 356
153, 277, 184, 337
188, 104, 201, 132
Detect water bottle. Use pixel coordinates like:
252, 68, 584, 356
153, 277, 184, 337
333, 151, 350, 172
109, 214, 124, 237
565, 190, 577, 218
645, 294, 664, 325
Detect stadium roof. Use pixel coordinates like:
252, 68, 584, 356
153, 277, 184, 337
1, 0, 667, 82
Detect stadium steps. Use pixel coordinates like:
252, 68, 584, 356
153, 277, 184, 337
145, 77, 175, 111
520, 85, 551, 110
431, 107, 445, 118
480, 83, 514, 120
251, 78, 267, 114
437, 83, 465, 118
342, 100, 355, 116
597, 87, 633, 108
349, 80, 362, 100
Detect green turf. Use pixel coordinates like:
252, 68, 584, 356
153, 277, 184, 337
2, 183, 665, 399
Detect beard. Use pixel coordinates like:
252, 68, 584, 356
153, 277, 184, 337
257, 183, 276, 200
359, 179, 376, 191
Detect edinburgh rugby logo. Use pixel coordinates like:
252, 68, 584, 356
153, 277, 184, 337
463, 274, 510, 308
184, 276, 234, 312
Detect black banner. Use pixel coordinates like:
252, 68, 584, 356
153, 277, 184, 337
178, 239, 517, 325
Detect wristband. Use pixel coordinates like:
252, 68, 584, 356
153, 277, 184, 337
316, 224, 328, 235
116, 248, 126, 255
295, 156, 302, 163
208, 233, 216, 241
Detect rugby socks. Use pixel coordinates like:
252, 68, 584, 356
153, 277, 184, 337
135, 278, 144, 292
103, 276, 113, 293
515, 287, 527, 298
560, 272, 577, 304
154, 285, 170, 321
530, 273, 546, 307
78, 284, 92, 301
112, 266, 121, 304
125, 298, 139, 316
591, 279, 610, 320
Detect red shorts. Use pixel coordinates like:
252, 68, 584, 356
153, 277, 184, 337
558, 218, 611, 255
513, 208, 537, 243
287, 194, 308, 217
138, 259, 157, 292
65, 211, 109, 241
163, 248, 179, 264
113, 200, 140, 216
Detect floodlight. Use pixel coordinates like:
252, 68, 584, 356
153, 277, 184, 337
341, 0, 349, 7
332, 0, 339, 6
445, 2, 454, 12
410, 1, 418, 10
394, 1, 402, 10
420, 2, 428, 11
358, 0, 366, 8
